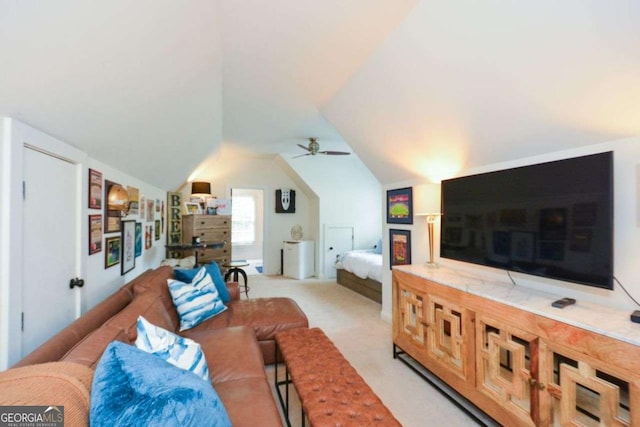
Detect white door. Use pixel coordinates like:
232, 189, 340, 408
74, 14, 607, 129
22, 147, 80, 356
325, 226, 354, 279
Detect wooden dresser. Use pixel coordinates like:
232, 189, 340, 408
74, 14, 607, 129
392, 265, 640, 426
182, 214, 231, 267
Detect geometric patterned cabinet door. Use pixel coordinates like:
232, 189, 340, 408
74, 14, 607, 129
426, 295, 472, 380
476, 314, 539, 426
545, 347, 635, 426
398, 288, 427, 349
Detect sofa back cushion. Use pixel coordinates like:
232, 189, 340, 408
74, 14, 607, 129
105, 291, 176, 341
61, 325, 128, 369
131, 266, 180, 329
13, 286, 134, 368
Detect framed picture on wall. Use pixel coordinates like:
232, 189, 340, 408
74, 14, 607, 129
104, 180, 122, 233
121, 220, 136, 275
89, 214, 102, 255
154, 220, 161, 240
105, 236, 121, 269
135, 222, 142, 257
386, 187, 413, 224
389, 229, 411, 269
88, 169, 102, 209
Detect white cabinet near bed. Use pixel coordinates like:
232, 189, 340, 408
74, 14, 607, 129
283, 240, 315, 279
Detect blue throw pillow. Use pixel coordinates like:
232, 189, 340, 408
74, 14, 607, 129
174, 261, 231, 303
135, 316, 209, 381
168, 267, 227, 331
90, 341, 231, 427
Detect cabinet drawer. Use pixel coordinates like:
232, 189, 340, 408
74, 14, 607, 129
194, 247, 230, 260
193, 229, 229, 243
191, 215, 230, 230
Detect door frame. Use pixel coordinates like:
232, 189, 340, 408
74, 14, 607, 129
323, 224, 354, 279
227, 185, 267, 273
0, 118, 87, 369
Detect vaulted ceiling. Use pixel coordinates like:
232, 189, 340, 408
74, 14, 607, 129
1, 1, 638, 190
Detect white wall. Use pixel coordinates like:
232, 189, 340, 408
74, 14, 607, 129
84, 158, 167, 310
0, 118, 166, 369
283, 153, 382, 278
380, 137, 640, 321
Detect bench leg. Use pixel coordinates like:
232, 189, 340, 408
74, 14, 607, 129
274, 342, 292, 427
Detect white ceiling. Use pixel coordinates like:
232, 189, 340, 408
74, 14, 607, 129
1, 1, 638, 189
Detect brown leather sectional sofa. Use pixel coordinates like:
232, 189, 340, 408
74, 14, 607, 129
1, 266, 309, 426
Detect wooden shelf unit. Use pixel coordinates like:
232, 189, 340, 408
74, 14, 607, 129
181, 214, 231, 267
392, 268, 640, 426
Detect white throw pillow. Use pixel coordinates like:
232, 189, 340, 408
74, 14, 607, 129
134, 316, 209, 381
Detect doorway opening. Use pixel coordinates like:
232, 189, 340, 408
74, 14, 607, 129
230, 188, 264, 275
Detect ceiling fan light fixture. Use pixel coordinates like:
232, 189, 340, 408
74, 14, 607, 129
294, 138, 350, 158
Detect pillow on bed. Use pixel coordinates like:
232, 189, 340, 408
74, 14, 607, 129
374, 238, 383, 254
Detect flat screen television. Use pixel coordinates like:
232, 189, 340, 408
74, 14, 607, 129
440, 151, 614, 290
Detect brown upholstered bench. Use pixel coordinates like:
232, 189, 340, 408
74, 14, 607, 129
274, 327, 400, 427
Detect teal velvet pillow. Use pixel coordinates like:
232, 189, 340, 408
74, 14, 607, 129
174, 261, 231, 303
90, 341, 231, 427
168, 267, 227, 331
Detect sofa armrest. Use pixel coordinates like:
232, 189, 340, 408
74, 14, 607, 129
226, 281, 240, 301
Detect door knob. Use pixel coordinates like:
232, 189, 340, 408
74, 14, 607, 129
69, 277, 85, 289
329, 247, 333, 250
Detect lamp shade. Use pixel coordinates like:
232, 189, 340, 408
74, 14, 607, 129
191, 181, 211, 196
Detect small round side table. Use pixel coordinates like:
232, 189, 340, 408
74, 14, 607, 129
223, 261, 250, 298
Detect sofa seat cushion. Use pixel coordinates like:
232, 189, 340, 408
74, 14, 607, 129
189, 298, 309, 342
105, 291, 176, 341
61, 324, 128, 369
214, 378, 283, 427
181, 326, 266, 384
0, 361, 94, 427
91, 341, 231, 427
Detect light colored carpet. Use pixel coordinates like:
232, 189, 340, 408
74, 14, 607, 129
248, 274, 488, 427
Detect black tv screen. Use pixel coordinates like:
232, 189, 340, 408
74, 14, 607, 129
440, 152, 614, 290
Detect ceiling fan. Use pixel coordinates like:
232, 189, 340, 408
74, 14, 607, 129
294, 138, 350, 158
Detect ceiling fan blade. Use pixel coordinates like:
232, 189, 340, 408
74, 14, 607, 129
319, 151, 350, 156
297, 143, 312, 152
292, 153, 312, 158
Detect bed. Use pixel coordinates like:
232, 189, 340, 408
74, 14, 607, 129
335, 250, 383, 303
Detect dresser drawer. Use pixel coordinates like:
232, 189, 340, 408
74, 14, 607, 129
185, 215, 231, 231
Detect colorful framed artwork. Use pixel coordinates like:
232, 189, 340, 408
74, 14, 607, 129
104, 180, 122, 233
389, 229, 411, 269
135, 222, 142, 257
88, 169, 103, 209
121, 220, 136, 275
89, 214, 102, 255
146, 198, 155, 222
127, 186, 139, 216
184, 202, 202, 215
145, 225, 152, 249
140, 195, 146, 220
386, 187, 413, 224
154, 220, 161, 240
105, 236, 121, 269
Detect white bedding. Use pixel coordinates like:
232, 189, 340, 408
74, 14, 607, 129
335, 250, 383, 283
